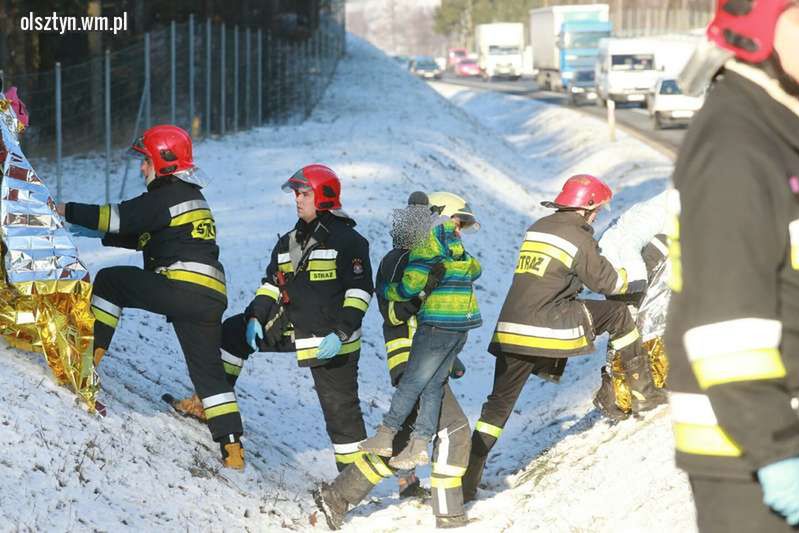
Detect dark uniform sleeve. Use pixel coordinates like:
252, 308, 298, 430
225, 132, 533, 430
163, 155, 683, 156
641, 234, 669, 282
101, 234, 140, 250
245, 244, 281, 325
573, 237, 632, 296
335, 234, 374, 337
65, 191, 170, 236
676, 147, 799, 469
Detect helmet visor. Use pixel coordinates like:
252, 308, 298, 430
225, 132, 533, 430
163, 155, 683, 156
173, 166, 210, 188
281, 172, 313, 193
127, 135, 150, 159
453, 213, 480, 233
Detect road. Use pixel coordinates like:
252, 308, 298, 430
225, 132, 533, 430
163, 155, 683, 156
436, 74, 685, 160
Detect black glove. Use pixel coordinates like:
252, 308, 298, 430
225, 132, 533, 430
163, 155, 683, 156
419, 262, 446, 300
264, 306, 290, 347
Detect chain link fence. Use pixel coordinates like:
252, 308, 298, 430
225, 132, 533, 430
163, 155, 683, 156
6, 1, 346, 201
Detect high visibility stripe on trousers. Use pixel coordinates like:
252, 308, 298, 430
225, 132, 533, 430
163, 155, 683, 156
353, 453, 393, 485
333, 441, 367, 466
431, 425, 467, 516
669, 391, 742, 457
91, 294, 122, 329
201, 392, 240, 419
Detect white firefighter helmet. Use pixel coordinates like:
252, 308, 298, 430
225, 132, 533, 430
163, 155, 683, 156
428, 191, 480, 232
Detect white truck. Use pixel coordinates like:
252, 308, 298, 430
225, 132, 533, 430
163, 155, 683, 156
475, 23, 525, 80
595, 37, 660, 106
529, 4, 611, 92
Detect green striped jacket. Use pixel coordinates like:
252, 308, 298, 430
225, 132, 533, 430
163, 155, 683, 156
383, 220, 482, 331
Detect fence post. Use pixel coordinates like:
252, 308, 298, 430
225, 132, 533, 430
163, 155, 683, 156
205, 19, 212, 136
607, 99, 616, 142
245, 27, 251, 130
189, 14, 195, 135
55, 62, 62, 202
220, 23, 226, 135
104, 49, 111, 204
170, 21, 176, 124
233, 25, 239, 133
145, 33, 151, 129
257, 28, 263, 125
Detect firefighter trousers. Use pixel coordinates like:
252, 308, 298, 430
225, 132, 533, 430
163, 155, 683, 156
220, 312, 367, 472
329, 383, 471, 518
90, 266, 242, 441
463, 299, 641, 500
690, 475, 797, 533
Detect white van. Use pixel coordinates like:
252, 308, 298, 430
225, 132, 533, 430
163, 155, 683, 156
595, 38, 660, 107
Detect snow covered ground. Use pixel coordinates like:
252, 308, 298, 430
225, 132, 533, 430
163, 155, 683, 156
1, 35, 694, 532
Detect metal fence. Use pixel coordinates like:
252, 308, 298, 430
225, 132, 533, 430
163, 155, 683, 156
6, 2, 346, 202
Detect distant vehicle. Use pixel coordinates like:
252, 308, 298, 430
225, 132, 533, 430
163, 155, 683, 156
568, 70, 598, 105
595, 37, 660, 107
454, 58, 481, 77
647, 77, 704, 129
475, 23, 524, 80
447, 47, 469, 70
530, 4, 611, 92
410, 57, 442, 80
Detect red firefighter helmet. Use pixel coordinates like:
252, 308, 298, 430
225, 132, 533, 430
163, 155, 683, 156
542, 174, 613, 210
707, 0, 791, 63
130, 125, 195, 177
281, 164, 342, 210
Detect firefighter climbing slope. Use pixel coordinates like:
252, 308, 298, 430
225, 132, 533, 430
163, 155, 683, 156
56, 124, 245, 469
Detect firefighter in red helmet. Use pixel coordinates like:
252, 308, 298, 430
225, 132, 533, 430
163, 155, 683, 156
461, 173, 667, 503
216, 164, 374, 472
665, 1, 799, 531
55, 125, 244, 469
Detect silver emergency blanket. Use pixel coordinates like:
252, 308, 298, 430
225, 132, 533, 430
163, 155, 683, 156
0, 89, 96, 409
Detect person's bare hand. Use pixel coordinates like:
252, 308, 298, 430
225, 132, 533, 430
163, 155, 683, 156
55, 203, 65, 217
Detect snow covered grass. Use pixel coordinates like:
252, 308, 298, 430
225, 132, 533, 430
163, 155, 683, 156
2, 35, 694, 532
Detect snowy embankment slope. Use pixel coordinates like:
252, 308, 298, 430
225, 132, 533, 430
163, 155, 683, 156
1, 35, 692, 532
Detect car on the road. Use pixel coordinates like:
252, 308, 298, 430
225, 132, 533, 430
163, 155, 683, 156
454, 58, 481, 77
567, 70, 598, 106
647, 77, 704, 129
411, 57, 443, 80
447, 47, 469, 70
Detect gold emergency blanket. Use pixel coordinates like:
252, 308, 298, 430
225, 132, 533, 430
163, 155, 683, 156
0, 93, 96, 409
611, 260, 670, 412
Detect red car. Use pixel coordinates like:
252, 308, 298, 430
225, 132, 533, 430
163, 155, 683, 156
454, 59, 481, 77
447, 47, 468, 70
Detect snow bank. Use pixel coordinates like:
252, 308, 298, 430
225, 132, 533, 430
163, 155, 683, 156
1, 35, 694, 532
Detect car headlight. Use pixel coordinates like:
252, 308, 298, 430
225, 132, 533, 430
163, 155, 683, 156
561, 71, 575, 80
571, 86, 585, 93
565, 54, 579, 61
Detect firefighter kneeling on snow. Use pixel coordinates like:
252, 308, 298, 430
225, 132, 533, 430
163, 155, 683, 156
462, 174, 667, 501
56, 125, 244, 469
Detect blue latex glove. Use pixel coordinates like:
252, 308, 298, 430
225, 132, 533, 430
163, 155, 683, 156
245, 318, 263, 351
450, 357, 466, 379
758, 457, 799, 525
68, 223, 103, 239
317, 333, 343, 360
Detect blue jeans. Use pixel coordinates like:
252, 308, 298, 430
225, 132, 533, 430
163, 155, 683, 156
383, 325, 468, 441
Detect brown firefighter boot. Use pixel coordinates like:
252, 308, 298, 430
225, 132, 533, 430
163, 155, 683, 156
623, 354, 668, 414
593, 366, 630, 421
172, 394, 207, 422
220, 434, 245, 470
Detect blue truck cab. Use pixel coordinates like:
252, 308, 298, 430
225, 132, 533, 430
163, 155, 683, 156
558, 20, 612, 91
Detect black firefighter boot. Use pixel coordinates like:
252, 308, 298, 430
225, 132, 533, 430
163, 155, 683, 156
624, 354, 668, 414
593, 366, 630, 421
313, 482, 349, 531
